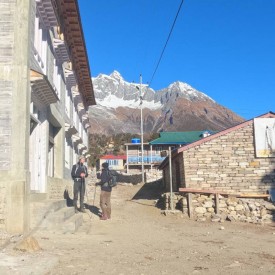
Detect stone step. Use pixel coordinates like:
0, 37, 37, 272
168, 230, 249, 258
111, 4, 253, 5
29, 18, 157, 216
30, 200, 68, 229
62, 213, 83, 234
39, 207, 76, 230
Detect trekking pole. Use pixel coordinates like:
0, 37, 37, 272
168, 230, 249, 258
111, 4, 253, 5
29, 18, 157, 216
93, 184, 97, 206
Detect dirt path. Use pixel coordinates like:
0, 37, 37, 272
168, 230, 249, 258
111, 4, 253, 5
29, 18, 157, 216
1, 182, 275, 274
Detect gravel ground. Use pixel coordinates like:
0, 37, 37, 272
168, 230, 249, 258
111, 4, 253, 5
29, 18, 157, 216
0, 180, 275, 275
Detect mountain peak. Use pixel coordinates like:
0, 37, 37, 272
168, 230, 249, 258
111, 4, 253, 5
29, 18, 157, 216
168, 81, 192, 91
89, 70, 244, 135
110, 70, 123, 81
166, 81, 214, 102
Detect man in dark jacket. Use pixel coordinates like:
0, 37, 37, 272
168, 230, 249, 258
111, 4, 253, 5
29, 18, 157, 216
71, 156, 88, 213
97, 162, 115, 220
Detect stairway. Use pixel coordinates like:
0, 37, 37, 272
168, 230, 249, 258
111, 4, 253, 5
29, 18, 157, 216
30, 198, 83, 233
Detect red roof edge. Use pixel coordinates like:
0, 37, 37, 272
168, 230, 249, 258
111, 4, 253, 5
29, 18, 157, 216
100, 155, 127, 160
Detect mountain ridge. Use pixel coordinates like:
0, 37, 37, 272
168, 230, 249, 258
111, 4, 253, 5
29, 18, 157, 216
89, 71, 244, 135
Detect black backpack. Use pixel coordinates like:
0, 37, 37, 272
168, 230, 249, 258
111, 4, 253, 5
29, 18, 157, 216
107, 170, 117, 187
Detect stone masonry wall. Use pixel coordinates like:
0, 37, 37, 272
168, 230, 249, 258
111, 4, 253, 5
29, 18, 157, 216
47, 177, 73, 200
183, 122, 275, 193
160, 193, 275, 224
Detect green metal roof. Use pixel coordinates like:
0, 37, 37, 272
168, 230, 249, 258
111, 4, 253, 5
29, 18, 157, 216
149, 131, 215, 145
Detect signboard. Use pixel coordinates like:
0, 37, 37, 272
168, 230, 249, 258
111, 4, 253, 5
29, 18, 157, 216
254, 118, 275, 157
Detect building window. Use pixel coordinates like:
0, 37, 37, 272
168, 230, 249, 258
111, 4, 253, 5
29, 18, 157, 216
107, 159, 118, 166
34, 15, 47, 73
65, 139, 70, 169
155, 146, 162, 154
53, 62, 61, 98
65, 88, 71, 118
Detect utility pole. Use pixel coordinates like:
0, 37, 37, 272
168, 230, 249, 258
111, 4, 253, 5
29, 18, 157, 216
169, 146, 174, 210
134, 75, 148, 184
139, 74, 145, 184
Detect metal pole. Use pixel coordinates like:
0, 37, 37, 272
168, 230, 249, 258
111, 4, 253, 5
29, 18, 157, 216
140, 74, 145, 184
126, 144, 129, 173
169, 146, 174, 210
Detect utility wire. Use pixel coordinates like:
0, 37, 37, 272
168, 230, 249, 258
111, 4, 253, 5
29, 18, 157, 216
149, 0, 185, 87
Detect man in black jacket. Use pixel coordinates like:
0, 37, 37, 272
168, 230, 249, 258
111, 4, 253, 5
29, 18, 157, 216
71, 156, 88, 213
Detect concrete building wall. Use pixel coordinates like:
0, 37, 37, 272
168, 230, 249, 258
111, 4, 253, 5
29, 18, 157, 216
0, 182, 6, 229
0, 0, 31, 233
0, 0, 93, 233
163, 121, 275, 194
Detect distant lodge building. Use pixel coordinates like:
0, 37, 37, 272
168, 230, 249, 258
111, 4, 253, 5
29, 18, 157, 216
125, 131, 215, 172
0, 0, 95, 233
97, 155, 127, 171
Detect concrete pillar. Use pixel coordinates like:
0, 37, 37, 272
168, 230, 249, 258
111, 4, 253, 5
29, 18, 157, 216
0, 0, 31, 233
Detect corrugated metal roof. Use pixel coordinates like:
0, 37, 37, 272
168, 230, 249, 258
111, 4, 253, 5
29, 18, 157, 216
149, 131, 216, 145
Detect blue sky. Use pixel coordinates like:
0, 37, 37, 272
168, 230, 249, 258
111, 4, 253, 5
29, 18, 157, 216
78, 0, 275, 119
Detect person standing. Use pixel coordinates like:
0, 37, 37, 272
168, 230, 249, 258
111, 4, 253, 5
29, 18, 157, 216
97, 162, 115, 220
71, 156, 88, 213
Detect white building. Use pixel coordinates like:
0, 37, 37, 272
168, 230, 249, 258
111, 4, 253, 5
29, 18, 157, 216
0, 0, 95, 233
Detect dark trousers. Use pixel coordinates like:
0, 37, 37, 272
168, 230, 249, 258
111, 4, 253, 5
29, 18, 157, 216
73, 179, 85, 209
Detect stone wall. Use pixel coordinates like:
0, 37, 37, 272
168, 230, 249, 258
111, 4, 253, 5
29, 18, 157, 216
160, 193, 275, 224
117, 172, 144, 185
0, 0, 31, 233
0, 0, 14, 170
163, 121, 275, 194
0, 183, 6, 229
47, 177, 73, 200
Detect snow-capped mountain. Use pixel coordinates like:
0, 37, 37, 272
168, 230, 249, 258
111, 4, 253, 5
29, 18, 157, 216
89, 71, 244, 135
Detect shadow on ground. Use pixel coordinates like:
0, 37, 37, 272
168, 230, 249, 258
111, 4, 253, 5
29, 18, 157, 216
85, 204, 101, 217
131, 180, 164, 207
64, 190, 101, 217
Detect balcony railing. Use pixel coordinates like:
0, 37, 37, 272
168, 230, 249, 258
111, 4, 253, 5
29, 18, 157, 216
128, 156, 165, 164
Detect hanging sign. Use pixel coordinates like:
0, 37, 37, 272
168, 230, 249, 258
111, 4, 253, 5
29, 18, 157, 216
254, 118, 275, 157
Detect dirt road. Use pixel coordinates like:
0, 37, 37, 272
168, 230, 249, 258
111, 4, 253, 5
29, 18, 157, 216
1, 181, 275, 274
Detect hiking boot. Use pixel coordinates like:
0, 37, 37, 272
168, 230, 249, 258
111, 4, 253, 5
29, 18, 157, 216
100, 216, 107, 220
79, 208, 86, 213
74, 207, 78, 213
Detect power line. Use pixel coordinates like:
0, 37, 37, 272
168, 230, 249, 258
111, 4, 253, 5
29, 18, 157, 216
149, 0, 185, 87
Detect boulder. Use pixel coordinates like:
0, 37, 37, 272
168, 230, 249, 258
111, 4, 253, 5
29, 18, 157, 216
14, 236, 41, 252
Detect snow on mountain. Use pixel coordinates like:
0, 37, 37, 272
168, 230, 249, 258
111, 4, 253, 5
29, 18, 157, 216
89, 70, 244, 135
92, 71, 214, 110
92, 71, 162, 110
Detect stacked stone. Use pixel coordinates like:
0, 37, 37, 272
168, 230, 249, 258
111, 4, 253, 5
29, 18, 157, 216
178, 196, 188, 215
192, 194, 215, 222
218, 197, 275, 223
159, 193, 188, 212
160, 192, 275, 224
